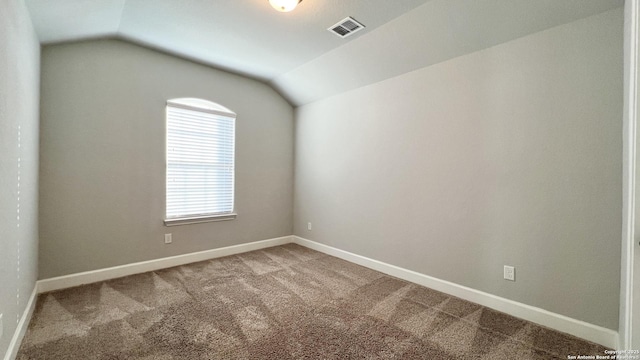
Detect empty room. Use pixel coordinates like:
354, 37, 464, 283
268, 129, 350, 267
1, 0, 637, 358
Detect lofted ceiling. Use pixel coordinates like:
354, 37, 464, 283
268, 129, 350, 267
25, 0, 623, 106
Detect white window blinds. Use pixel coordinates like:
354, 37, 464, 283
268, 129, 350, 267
166, 99, 236, 220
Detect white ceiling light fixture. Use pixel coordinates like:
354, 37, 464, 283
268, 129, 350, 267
269, 0, 302, 12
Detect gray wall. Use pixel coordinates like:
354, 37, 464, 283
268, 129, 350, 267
39, 39, 294, 279
0, 0, 40, 357
294, 8, 623, 330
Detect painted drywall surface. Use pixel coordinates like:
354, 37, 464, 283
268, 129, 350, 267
0, 0, 40, 357
631, 0, 640, 347
272, 0, 623, 106
294, 9, 623, 330
39, 39, 294, 278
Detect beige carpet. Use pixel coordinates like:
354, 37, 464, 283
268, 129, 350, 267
18, 244, 606, 359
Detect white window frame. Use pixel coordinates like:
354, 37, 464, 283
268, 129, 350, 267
164, 98, 237, 226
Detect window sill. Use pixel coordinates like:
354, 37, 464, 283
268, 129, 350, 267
164, 213, 237, 227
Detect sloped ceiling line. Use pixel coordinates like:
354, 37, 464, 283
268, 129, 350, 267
25, 0, 623, 106
115, 0, 128, 35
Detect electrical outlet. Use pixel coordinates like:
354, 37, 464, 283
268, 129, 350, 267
307, 222, 312, 231
164, 233, 172, 244
503, 265, 515, 281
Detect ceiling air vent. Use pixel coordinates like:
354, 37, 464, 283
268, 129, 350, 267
328, 16, 365, 38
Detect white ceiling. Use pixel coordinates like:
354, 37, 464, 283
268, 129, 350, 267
25, 0, 623, 106
25, 0, 429, 79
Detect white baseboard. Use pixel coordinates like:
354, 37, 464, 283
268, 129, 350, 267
30, 234, 619, 348
37, 236, 293, 293
293, 236, 619, 349
4, 284, 38, 360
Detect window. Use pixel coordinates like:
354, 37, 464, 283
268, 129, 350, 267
165, 98, 236, 226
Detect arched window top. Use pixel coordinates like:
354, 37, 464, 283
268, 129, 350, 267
167, 98, 236, 117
